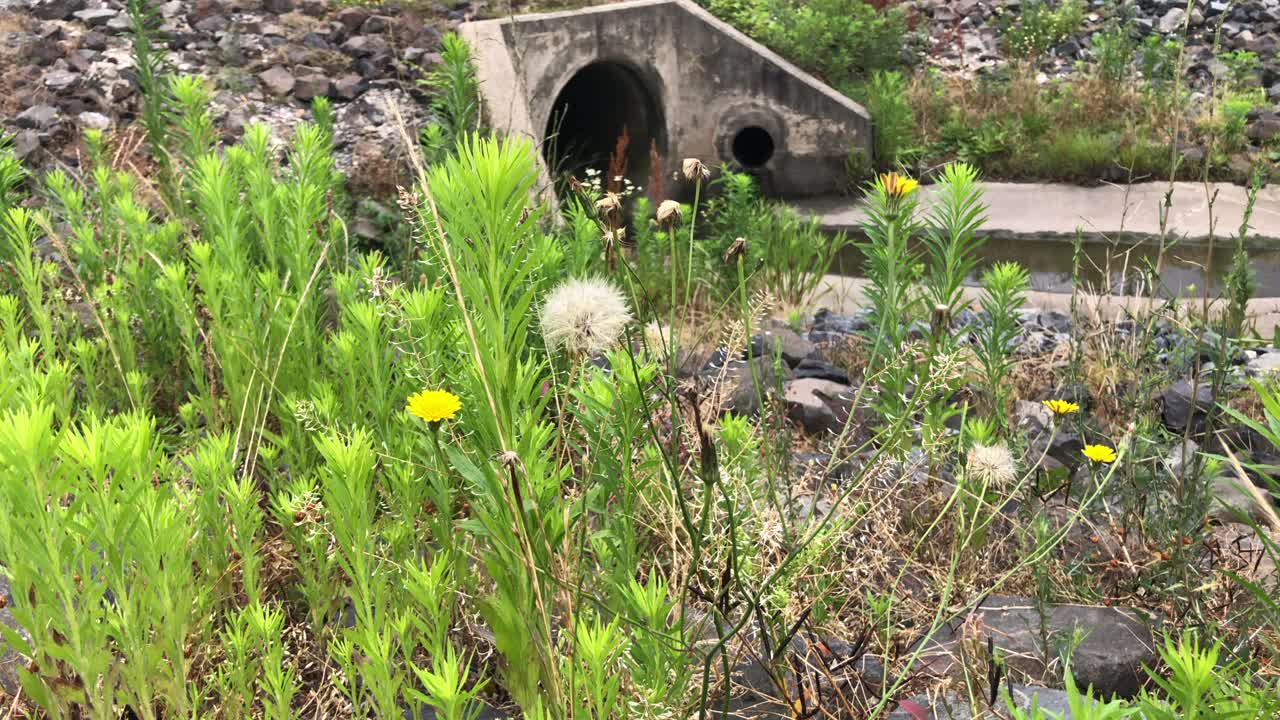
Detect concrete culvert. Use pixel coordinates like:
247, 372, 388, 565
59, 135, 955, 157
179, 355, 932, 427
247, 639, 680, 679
462, 0, 873, 197
543, 61, 664, 186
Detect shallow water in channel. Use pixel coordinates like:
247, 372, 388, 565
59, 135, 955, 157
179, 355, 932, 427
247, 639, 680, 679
834, 238, 1280, 298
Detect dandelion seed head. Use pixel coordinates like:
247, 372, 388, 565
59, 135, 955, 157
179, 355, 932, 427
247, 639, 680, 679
723, 236, 747, 263
966, 443, 1016, 489
540, 277, 633, 356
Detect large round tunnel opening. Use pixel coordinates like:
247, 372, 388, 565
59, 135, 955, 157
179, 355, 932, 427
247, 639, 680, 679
545, 62, 664, 191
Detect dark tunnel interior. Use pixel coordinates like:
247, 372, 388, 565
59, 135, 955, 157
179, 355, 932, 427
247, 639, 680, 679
544, 62, 664, 190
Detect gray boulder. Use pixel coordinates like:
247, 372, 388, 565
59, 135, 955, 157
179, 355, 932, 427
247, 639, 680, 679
12, 131, 40, 161
335, 6, 370, 33
1246, 352, 1280, 377
77, 111, 111, 130
1159, 7, 1187, 33
717, 356, 790, 417
889, 684, 1078, 719
293, 73, 331, 101
1248, 111, 1280, 144
72, 7, 118, 26
341, 34, 391, 58
16, 105, 61, 130
1159, 379, 1215, 433
1209, 523, 1278, 584
259, 65, 296, 95
911, 595, 1157, 698
1211, 471, 1280, 528
43, 68, 81, 93
752, 321, 816, 368
33, 0, 87, 20
783, 378, 854, 435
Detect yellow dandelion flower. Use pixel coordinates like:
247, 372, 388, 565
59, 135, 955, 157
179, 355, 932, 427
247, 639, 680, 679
880, 172, 920, 199
1043, 399, 1080, 416
406, 389, 462, 424
1082, 444, 1117, 464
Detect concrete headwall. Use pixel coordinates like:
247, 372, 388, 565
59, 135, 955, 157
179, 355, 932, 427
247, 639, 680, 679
460, 0, 872, 198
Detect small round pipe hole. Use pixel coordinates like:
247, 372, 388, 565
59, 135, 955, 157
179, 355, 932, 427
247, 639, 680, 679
732, 126, 775, 168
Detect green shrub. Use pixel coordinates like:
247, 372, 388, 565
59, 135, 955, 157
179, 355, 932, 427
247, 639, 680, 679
126, 0, 172, 182
921, 162, 986, 324
0, 133, 26, 213
851, 70, 918, 171
1033, 128, 1119, 180
934, 115, 1019, 169
704, 0, 775, 37
974, 261, 1028, 425
1092, 23, 1137, 82
1141, 35, 1183, 94
1219, 49, 1261, 91
1219, 92, 1260, 152
1117, 138, 1174, 178
843, 147, 874, 193
753, 206, 850, 307
693, 168, 849, 305
708, 0, 908, 88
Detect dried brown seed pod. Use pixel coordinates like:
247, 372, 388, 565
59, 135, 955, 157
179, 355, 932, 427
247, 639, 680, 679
657, 200, 682, 225
682, 158, 710, 182
722, 237, 747, 263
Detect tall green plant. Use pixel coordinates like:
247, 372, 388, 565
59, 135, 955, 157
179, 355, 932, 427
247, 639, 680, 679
1093, 22, 1137, 83
413, 134, 568, 713
125, 0, 173, 192
857, 70, 917, 171
921, 162, 987, 331
421, 33, 482, 163
858, 173, 922, 360
974, 261, 1029, 425
0, 134, 27, 214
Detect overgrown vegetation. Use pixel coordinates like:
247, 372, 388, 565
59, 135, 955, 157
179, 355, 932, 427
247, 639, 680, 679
1, 6, 1279, 720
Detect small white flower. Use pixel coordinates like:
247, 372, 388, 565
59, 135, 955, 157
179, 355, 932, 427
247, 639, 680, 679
540, 277, 633, 356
